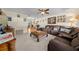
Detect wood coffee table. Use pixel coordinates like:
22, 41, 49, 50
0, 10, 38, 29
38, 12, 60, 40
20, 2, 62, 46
30, 31, 48, 42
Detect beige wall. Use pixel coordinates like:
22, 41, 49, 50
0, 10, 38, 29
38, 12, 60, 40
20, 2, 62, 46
0, 13, 8, 26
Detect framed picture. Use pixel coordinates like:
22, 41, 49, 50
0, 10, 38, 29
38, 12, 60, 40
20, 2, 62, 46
8, 17, 12, 21
57, 15, 66, 22
60, 16, 63, 22
57, 16, 60, 22
62, 15, 66, 22
48, 18, 51, 24
51, 17, 56, 24
48, 17, 56, 24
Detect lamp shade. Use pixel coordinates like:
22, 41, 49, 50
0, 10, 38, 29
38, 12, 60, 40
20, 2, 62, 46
70, 18, 75, 22
75, 15, 79, 19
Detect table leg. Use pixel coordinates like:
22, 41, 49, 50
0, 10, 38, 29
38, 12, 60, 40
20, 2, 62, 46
46, 34, 48, 37
37, 37, 39, 42
30, 33, 32, 37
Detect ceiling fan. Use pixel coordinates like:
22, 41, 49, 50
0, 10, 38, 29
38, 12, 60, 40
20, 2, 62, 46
38, 8, 49, 15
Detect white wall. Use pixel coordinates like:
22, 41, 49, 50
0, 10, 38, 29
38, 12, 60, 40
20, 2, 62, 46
8, 18, 28, 30
8, 17, 35, 31
33, 13, 79, 28
4, 10, 34, 30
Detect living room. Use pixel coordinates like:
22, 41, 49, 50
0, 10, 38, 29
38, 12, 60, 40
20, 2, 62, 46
0, 8, 79, 51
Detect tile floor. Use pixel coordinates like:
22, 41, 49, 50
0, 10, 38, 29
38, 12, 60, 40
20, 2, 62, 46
15, 31, 56, 51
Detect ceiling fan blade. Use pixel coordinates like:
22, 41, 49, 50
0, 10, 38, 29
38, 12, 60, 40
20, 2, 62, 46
45, 9, 49, 11
45, 11, 49, 14
38, 9, 43, 11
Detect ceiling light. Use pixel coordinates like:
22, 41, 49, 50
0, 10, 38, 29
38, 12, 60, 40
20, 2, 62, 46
38, 8, 49, 15
41, 12, 45, 15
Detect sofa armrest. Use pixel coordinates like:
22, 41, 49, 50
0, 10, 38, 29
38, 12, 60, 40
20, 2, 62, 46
48, 37, 75, 51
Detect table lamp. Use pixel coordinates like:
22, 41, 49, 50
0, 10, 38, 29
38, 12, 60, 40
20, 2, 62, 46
69, 18, 77, 27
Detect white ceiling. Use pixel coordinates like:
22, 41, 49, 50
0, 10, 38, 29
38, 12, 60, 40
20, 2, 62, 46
2, 8, 79, 18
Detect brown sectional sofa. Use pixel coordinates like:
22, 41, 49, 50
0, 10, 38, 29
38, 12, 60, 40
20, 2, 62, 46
39, 25, 79, 51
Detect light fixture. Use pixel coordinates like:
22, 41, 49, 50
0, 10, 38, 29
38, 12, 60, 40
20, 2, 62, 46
75, 15, 79, 20
69, 18, 77, 27
38, 8, 49, 15
41, 12, 45, 15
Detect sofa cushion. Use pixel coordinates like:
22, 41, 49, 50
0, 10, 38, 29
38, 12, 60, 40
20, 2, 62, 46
50, 26, 60, 35
50, 30, 59, 35
47, 28, 52, 33
60, 27, 71, 34
59, 33, 72, 39
64, 29, 71, 34
54, 37, 70, 44
53, 26, 60, 31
